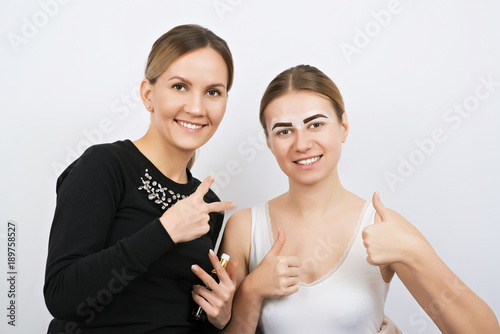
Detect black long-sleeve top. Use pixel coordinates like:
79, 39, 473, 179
44, 140, 223, 333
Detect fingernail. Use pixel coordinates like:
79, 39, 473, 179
209, 249, 215, 257
191, 264, 198, 272
229, 202, 237, 209
209, 175, 215, 181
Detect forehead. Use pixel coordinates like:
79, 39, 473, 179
265, 91, 336, 121
160, 47, 228, 84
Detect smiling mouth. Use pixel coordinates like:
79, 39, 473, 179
175, 120, 206, 130
294, 155, 322, 165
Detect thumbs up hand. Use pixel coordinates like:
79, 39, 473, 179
248, 228, 301, 300
362, 192, 420, 266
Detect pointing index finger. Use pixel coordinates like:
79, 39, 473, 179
194, 175, 215, 198
206, 201, 236, 213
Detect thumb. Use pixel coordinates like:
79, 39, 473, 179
267, 228, 286, 256
372, 191, 389, 222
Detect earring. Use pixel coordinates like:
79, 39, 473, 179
147, 106, 152, 110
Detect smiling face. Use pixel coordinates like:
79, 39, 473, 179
264, 91, 349, 185
141, 47, 228, 153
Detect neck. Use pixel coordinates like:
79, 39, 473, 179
285, 169, 347, 218
133, 128, 193, 184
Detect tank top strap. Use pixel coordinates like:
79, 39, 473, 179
359, 201, 377, 230
341, 202, 378, 272
249, 202, 273, 273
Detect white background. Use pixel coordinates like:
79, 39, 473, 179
1, 0, 499, 333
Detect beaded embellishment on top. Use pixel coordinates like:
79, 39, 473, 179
138, 169, 187, 210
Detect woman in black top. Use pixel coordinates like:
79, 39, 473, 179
44, 24, 237, 334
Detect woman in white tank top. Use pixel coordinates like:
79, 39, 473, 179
220, 65, 499, 334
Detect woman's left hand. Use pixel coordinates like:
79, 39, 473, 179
362, 192, 425, 266
191, 250, 237, 329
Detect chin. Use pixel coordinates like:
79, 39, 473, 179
175, 135, 214, 151
295, 176, 326, 186
285, 165, 339, 187
177, 142, 207, 151
281, 170, 324, 186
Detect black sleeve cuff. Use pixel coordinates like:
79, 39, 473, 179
125, 218, 176, 269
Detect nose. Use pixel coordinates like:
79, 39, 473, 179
294, 129, 313, 153
184, 93, 204, 116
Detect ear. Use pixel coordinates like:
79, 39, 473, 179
341, 112, 349, 143
140, 78, 153, 112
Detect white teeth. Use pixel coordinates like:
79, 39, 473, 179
178, 121, 203, 130
295, 156, 321, 165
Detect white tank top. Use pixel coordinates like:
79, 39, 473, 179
249, 201, 390, 334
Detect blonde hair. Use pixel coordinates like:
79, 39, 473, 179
259, 65, 345, 135
145, 24, 234, 169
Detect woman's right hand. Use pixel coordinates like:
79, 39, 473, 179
160, 175, 235, 243
247, 228, 301, 300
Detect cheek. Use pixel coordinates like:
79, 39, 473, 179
321, 133, 343, 160
207, 100, 227, 125
156, 97, 179, 119
269, 138, 290, 156
319, 128, 342, 146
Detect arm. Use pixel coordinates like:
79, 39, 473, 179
44, 146, 176, 319
220, 209, 300, 334
45, 146, 235, 320
362, 192, 500, 333
219, 209, 260, 333
165, 176, 238, 329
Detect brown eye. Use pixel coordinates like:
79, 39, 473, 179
207, 89, 221, 97
172, 84, 186, 91
277, 129, 291, 136
309, 122, 323, 129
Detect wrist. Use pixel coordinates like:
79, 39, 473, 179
401, 236, 435, 271
159, 215, 179, 244
241, 272, 265, 303
214, 313, 232, 330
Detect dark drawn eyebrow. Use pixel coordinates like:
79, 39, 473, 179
303, 114, 328, 124
271, 122, 293, 130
